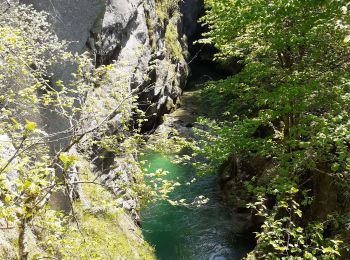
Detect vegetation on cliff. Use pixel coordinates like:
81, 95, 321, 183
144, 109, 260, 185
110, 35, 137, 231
0, 5, 155, 259
193, 0, 350, 258
5, 0, 350, 259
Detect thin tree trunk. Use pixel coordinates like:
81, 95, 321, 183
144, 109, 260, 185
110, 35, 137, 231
18, 219, 29, 260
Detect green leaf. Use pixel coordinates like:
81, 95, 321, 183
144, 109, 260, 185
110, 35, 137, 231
295, 209, 303, 218
322, 247, 340, 256
59, 153, 68, 165
10, 117, 20, 129
25, 119, 37, 132
331, 163, 340, 172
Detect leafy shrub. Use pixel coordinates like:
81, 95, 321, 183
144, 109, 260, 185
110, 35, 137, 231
0, 4, 153, 259
194, 0, 350, 258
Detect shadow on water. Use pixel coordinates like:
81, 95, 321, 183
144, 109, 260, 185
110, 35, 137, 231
141, 153, 255, 260
141, 50, 254, 259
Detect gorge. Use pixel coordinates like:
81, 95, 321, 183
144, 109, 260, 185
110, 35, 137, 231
140, 57, 255, 259
0, 0, 253, 258
1, 0, 350, 259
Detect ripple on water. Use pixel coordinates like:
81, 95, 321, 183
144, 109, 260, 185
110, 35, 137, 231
141, 153, 254, 260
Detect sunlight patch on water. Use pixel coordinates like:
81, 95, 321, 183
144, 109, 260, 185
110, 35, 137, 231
141, 153, 254, 260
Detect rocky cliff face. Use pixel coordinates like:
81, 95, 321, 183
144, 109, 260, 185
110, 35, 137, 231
17, 0, 193, 210
22, 0, 190, 131
0, 0, 203, 258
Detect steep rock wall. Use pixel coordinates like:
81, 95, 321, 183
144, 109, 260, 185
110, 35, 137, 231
22, 0, 189, 131
0, 0, 202, 257
17, 0, 192, 211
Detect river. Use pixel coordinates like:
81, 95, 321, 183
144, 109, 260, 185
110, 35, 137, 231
140, 60, 255, 260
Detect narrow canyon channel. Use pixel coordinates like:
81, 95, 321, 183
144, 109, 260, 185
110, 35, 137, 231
140, 60, 255, 260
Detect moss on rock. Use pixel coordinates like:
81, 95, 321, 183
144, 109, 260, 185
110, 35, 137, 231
59, 161, 155, 259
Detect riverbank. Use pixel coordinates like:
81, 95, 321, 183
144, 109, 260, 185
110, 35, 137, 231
140, 60, 255, 259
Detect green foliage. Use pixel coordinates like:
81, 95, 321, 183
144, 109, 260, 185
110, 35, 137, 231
0, 6, 73, 257
154, 0, 183, 61
195, 0, 350, 258
0, 4, 153, 259
248, 190, 342, 259
59, 165, 155, 259
155, 0, 180, 25
165, 22, 183, 60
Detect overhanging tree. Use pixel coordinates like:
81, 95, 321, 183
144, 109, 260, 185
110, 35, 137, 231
194, 0, 350, 258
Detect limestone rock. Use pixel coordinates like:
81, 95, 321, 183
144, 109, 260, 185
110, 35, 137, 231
16, 0, 200, 233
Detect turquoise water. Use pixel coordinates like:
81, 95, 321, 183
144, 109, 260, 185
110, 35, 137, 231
141, 153, 254, 260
